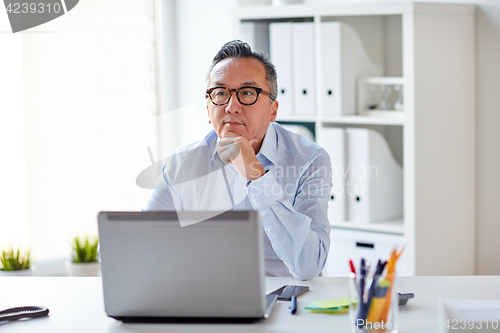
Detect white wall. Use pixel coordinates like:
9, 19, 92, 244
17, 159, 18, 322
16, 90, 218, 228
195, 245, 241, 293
1, 0, 158, 259
475, 1, 500, 275
0, 11, 27, 249
171, 0, 239, 149
154, 0, 240, 162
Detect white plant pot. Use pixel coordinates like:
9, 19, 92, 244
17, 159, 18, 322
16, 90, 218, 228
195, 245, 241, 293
65, 261, 101, 277
0, 266, 36, 276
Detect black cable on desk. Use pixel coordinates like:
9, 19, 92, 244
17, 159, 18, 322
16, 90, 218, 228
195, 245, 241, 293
0, 306, 49, 322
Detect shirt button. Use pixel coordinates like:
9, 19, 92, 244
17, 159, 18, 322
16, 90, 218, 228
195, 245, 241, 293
251, 194, 256, 199
267, 228, 272, 233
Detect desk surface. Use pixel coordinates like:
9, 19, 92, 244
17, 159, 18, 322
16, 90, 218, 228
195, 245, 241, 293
1, 276, 499, 333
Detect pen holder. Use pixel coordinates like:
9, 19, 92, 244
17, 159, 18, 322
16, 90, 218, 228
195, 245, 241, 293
348, 272, 398, 332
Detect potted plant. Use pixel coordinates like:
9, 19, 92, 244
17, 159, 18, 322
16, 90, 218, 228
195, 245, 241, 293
0, 248, 35, 276
65, 235, 100, 277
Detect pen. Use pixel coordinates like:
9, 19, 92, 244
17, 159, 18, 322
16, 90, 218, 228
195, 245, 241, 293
350, 259, 361, 295
289, 296, 297, 315
349, 259, 356, 276
362, 260, 384, 323
379, 246, 404, 323
357, 258, 366, 327
380, 260, 387, 275
359, 258, 366, 300
349, 259, 358, 282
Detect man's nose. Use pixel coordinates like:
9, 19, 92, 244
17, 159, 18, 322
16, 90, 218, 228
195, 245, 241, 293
225, 91, 243, 113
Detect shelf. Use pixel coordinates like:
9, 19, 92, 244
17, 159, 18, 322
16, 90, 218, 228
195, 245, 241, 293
329, 217, 405, 235
358, 77, 405, 115
236, 3, 413, 20
321, 115, 404, 126
275, 115, 317, 122
276, 115, 405, 125
358, 111, 404, 117
360, 77, 404, 85
235, 3, 474, 21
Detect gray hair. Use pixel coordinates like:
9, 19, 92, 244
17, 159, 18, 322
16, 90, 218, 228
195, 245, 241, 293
207, 40, 278, 102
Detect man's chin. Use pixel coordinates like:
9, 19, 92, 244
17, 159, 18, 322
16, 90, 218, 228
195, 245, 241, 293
221, 130, 245, 139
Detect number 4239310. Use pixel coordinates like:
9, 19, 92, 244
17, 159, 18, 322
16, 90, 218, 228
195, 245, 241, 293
5, 2, 63, 14
445, 319, 499, 330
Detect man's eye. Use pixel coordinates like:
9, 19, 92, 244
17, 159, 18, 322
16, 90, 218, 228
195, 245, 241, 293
215, 91, 227, 96
242, 89, 256, 95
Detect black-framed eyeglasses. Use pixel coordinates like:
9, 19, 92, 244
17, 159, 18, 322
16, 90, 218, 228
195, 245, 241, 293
206, 86, 271, 106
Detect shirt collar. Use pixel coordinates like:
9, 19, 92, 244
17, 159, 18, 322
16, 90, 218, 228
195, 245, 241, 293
211, 134, 221, 162
257, 123, 277, 166
210, 123, 277, 165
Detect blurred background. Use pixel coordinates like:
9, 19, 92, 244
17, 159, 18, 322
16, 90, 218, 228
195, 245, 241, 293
0, 0, 499, 274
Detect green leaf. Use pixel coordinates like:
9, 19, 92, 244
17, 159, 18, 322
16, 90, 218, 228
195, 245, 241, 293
70, 235, 99, 263
0, 247, 31, 271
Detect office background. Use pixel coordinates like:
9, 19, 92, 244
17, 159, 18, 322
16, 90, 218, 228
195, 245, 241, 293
0, 0, 498, 275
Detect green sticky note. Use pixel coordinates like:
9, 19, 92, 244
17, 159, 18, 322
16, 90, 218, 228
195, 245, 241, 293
313, 297, 352, 309
305, 302, 348, 313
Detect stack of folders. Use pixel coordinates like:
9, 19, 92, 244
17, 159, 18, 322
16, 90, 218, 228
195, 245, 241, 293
268, 21, 382, 116
270, 22, 315, 116
318, 127, 403, 223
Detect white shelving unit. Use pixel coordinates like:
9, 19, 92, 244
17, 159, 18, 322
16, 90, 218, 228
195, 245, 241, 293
233, 2, 476, 276
330, 217, 405, 235
357, 77, 405, 116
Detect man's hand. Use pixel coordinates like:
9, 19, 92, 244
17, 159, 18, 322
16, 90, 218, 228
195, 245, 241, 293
217, 133, 265, 181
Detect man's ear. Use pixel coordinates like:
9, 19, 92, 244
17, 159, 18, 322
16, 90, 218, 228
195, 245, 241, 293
270, 100, 279, 122
207, 104, 211, 124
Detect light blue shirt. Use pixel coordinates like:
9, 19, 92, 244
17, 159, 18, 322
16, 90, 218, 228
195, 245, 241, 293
144, 122, 332, 280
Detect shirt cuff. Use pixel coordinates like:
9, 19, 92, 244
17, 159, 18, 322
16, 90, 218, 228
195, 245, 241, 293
246, 169, 286, 210
245, 169, 269, 188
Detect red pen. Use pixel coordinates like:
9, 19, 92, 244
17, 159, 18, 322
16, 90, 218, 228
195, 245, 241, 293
349, 259, 361, 296
349, 259, 357, 276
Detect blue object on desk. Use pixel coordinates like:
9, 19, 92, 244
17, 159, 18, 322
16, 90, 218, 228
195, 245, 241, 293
289, 296, 297, 315
361, 260, 385, 322
357, 259, 366, 326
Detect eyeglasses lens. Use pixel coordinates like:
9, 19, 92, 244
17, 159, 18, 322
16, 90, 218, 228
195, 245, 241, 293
210, 87, 258, 105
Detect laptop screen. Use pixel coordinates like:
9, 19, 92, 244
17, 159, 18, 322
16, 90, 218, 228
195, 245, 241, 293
98, 211, 266, 319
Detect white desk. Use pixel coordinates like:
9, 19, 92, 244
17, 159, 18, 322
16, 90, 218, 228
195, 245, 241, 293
1, 276, 499, 333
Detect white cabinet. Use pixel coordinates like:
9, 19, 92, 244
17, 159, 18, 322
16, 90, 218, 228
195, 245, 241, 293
234, 2, 476, 276
322, 229, 405, 277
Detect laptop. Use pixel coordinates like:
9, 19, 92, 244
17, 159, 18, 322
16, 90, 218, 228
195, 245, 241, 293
97, 211, 278, 323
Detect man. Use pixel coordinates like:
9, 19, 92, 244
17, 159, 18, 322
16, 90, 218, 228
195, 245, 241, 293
145, 40, 332, 280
